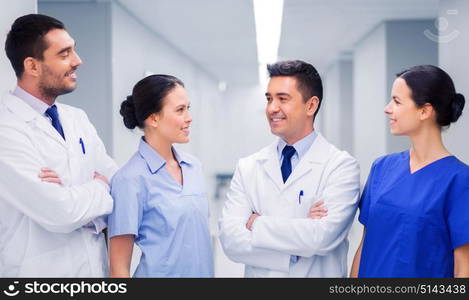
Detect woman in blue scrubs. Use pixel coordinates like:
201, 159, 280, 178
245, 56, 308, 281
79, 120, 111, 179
108, 75, 213, 277
350, 65, 469, 277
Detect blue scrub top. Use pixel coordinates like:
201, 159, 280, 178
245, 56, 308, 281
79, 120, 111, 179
108, 138, 214, 277
358, 151, 469, 277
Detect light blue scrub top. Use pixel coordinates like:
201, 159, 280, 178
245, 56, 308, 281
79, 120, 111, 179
108, 138, 213, 277
358, 151, 469, 277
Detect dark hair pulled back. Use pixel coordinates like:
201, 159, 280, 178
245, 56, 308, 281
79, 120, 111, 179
120, 74, 184, 129
397, 65, 465, 127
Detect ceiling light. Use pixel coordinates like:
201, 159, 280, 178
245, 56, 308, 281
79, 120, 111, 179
253, 0, 284, 86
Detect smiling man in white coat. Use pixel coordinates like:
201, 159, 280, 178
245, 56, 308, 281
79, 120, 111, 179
219, 60, 360, 277
0, 14, 117, 277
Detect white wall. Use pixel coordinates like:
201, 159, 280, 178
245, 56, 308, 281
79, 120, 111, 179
439, 0, 469, 163
0, 0, 36, 96
323, 63, 341, 146
322, 59, 357, 271
39, 1, 113, 152
347, 23, 385, 266
110, 2, 224, 230
385, 20, 438, 154
353, 24, 388, 183
349, 19, 438, 273
339, 60, 355, 155
353, 20, 438, 183
323, 57, 354, 155
217, 85, 274, 169
206, 83, 275, 276
111, 2, 229, 275
111, 3, 221, 166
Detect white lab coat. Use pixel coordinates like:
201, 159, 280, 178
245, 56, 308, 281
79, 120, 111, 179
219, 133, 360, 277
0, 92, 118, 277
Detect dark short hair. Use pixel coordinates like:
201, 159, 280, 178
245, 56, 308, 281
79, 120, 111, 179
267, 60, 323, 119
120, 74, 185, 129
397, 65, 465, 127
5, 14, 65, 78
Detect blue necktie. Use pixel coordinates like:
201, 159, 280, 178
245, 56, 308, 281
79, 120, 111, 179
281, 145, 299, 264
281, 145, 296, 183
45, 105, 65, 140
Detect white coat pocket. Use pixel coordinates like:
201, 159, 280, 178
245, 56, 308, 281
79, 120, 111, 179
295, 194, 320, 218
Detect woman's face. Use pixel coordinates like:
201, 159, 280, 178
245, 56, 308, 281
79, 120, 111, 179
155, 84, 192, 144
384, 78, 424, 136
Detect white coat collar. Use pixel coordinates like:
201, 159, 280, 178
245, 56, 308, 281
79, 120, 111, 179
3, 92, 67, 147
255, 132, 332, 192
13, 85, 49, 117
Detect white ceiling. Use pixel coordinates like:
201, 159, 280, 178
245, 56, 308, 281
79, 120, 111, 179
118, 0, 439, 85
279, 0, 439, 74
40, 0, 440, 85
117, 0, 259, 86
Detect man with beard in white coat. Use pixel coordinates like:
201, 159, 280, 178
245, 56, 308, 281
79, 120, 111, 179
0, 14, 117, 277
219, 60, 360, 277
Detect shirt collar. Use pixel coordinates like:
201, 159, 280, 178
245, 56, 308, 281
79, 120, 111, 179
277, 130, 318, 160
138, 137, 192, 174
172, 148, 193, 165
13, 85, 50, 116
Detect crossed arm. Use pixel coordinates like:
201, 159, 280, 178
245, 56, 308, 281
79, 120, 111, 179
39, 168, 109, 185
219, 156, 360, 271
41, 168, 137, 278
43, 168, 135, 278
245, 200, 327, 230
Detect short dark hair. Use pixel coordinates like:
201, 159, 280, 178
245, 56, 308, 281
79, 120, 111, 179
397, 65, 465, 127
267, 60, 323, 119
120, 74, 185, 129
5, 14, 65, 78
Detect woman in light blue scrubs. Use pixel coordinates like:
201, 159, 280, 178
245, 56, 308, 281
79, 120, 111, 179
108, 75, 213, 277
350, 65, 469, 277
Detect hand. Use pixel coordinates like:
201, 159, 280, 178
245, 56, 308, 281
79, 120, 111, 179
308, 201, 328, 219
38, 168, 62, 185
94, 172, 109, 186
246, 213, 260, 231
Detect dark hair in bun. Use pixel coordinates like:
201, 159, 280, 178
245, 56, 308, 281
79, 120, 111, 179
120, 74, 184, 129
397, 65, 465, 127
120, 96, 138, 129
451, 93, 465, 123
